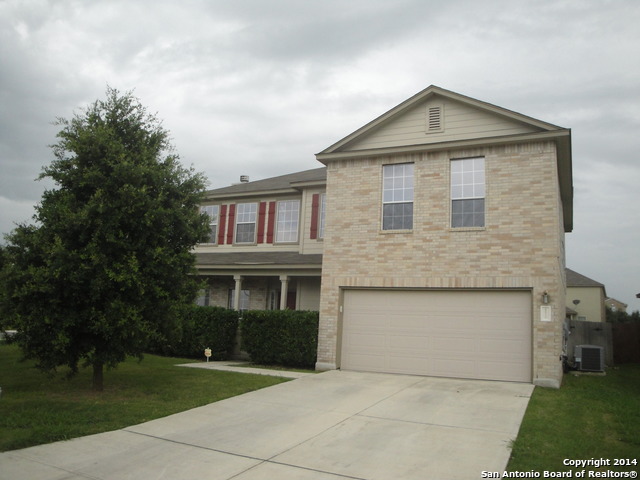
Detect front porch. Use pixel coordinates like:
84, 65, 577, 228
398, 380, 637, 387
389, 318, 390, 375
197, 274, 321, 311
194, 251, 322, 311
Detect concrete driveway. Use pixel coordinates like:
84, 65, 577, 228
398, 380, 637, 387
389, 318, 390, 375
0, 370, 533, 480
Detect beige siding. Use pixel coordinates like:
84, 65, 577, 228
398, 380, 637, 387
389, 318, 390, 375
297, 277, 321, 310
567, 287, 606, 322
196, 190, 325, 255
344, 99, 539, 151
299, 188, 325, 255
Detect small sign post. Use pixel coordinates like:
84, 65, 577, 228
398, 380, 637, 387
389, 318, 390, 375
204, 348, 212, 362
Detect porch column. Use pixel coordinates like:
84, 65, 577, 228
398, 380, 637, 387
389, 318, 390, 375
233, 275, 243, 311
279, 275, 289, 310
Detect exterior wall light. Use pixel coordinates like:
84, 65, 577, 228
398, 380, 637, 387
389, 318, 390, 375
542, 291, 549, 304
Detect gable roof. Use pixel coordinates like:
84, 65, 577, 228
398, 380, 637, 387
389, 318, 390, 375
566, 268, 605, 289
204, 167, 326, 200
317, 85, 569, 156
316, 85, 573, 232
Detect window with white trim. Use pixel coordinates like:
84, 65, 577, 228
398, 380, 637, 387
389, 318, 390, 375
382, 163, 413, 230
235, 203, 257, 243
319, 193, 326, 239
451, 157, 485, 228
275, 199, 300, 243
200, 205, 219, 244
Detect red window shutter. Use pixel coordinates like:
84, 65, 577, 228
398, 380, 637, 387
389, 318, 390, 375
266, 201, 276, 243
226, 204, 236, 244
257, 202, 267, 244
218, 205, 227, 244
310, 193, 319, 239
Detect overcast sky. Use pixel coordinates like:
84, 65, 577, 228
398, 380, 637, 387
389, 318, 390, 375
1, 0, 639, 311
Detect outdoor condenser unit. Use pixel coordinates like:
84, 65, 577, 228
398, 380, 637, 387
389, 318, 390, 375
574, 345, 605, 372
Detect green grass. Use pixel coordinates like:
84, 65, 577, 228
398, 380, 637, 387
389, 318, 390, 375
507, 364, 640, 474
0, 344, 288, 452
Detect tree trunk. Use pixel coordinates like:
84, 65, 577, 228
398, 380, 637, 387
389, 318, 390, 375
92, 361, 104, 392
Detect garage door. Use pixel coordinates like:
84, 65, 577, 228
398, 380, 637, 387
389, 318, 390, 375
340, 289, 532, 382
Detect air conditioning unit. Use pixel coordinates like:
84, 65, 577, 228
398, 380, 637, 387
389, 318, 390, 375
574, 345, 605, 372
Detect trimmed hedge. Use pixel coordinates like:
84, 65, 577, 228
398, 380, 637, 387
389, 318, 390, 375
151, 305, 239, 360
241, 310, 319, 368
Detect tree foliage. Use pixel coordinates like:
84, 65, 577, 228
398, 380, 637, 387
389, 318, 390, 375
1, 87, 209, 390
606, 306, 640, 323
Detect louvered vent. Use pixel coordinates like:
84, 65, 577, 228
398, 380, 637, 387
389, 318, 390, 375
427, 105, 443, 132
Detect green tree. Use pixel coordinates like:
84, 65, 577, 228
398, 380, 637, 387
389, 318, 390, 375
0, 244, 8, 332
606, 306, 640, 323
1, 87, 209, 390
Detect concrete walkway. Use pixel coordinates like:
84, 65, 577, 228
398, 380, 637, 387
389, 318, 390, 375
0, 370, 533, 480
176, 360, 313, 378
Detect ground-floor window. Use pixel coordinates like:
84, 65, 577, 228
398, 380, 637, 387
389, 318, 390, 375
267, 290, 297, 310
269, 290, 279, 310
195, 289, 210, 306
228, 289, 250, 310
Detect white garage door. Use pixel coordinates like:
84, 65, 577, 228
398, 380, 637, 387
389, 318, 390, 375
340, 289, 532, 382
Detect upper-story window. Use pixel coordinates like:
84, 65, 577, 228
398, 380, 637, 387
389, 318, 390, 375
200, 205, 219, 244
382, 163, 414, 230
235, 203, 257, 243
275, 199, 300, 243
318, 193, 326, 239
451, 157, 485, 228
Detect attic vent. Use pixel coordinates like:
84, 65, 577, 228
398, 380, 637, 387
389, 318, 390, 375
426, 105, 444, 133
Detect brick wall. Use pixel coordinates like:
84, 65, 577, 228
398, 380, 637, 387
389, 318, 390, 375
205, 277, 269, 310
317, 140, 566, 387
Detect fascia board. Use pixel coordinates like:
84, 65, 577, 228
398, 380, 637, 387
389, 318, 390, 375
289, 180, 327, 189
203, 188, 298, 201
317, 130, 571, 163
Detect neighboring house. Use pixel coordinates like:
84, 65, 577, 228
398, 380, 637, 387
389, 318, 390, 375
194, 85, 573, 388
565, 268, 606, 322
604, 297, 627, 313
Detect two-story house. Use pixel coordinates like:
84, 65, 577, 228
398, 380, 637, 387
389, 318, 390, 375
194, 85, 573, 388
566, 268, 607, 322
194, 168, 326, 313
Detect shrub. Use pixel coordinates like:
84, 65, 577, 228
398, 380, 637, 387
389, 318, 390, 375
151, 305, 239, 360
241, 310, 319, 368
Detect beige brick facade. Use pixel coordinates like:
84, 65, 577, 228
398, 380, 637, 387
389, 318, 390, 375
195, 86, 573, 388
317, 140, 568, 387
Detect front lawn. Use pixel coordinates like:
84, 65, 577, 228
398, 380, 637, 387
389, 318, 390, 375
507, 364, 640, 474
0, 344, 288, 452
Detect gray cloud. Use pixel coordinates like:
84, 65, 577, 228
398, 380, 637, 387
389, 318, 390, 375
1, 0, 639, 309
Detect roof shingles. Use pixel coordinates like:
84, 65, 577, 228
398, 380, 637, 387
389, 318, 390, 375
566, 268, 604, 288
205, 167, 326, 198
195, 251, 322, 267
